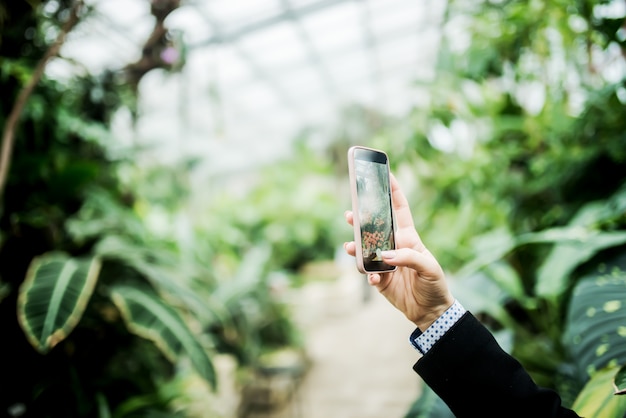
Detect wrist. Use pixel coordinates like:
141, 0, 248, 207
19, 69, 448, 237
414, 296, 455, 331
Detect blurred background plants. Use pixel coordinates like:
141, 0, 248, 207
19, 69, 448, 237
1, 0, 626, 417
398, 0, 626, 416
0, 1, 306, 416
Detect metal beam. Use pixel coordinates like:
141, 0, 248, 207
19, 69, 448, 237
280, 0, 337, 98
227, 23, 427, 95
190, 2, 304, 128
189, 0, 352, 48
358, 0, 382, 106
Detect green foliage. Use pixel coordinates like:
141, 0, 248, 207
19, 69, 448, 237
616, 366, 626, 395
0, 2, 301, 416
3, 0, 625, 417
572, 366, 626, 418
93, 233, 222, 326
110, 284, 216, 388
209, 246, 302, 364
403, 385, 454, 418
206, 143, 345, 274
403, 0, 626, 416
17, 252, 101, 353
564, 260, 626, 381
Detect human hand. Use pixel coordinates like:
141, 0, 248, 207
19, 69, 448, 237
344, 173, 455, 330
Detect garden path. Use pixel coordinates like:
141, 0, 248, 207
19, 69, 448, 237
275, 262, 423, 418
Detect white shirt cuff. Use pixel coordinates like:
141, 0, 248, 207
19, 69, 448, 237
409, 300, 466, 354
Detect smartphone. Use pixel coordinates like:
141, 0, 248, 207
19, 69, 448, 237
347, 146, 396, 274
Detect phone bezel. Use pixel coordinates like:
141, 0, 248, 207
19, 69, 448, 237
347, 146, 397, 274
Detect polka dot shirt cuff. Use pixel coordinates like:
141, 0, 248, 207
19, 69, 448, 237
409, 300, 466, 355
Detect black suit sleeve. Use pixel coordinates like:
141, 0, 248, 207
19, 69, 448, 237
413, 312, 580, 418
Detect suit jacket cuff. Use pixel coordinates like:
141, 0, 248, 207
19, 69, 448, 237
412, 312, 576, 418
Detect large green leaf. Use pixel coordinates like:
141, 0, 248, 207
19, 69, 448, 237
17, 252, 101, 353
95, 235, 226, 327
457, 195, 626, 300
534, 229, 626, 299
563, 258, 626, 381
615, 365, 626, 395
572, 366, 626, 418
456, 226, 626, 284
96, 392, 111, 418
110, 284, 216, 388
450, 271, 519, 331
212, 245, 272, 305
533, 200, 626, 299
531, 196, 626, 299
456, 228, 517, 278
482, 260, 526, 301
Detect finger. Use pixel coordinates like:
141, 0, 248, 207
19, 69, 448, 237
343, 241, 356, 257
389, 173, 425, 250
389, 173, 414, 230
344, 210, 354, 226
367, 273, 381, 286
381, 248, 442, 279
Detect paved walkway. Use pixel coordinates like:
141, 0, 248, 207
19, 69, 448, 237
276, 267, 423, 418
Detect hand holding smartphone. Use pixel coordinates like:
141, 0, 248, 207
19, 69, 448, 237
347, 146, 396, 274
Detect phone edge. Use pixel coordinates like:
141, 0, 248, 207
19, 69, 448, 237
347, 145, 397, 274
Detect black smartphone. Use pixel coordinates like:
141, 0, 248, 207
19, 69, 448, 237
347, 146, 396, 274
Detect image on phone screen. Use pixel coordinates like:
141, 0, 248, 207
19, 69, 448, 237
354, 149, 395, 271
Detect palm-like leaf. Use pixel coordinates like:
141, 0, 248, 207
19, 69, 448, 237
95, 235, 226, 326
572, 366, 626, 418
532, 197, 626, 299
110, 284, 216, 388
17, 252, 101, 353
615, 366, 626, 395
564, 257, 626, 381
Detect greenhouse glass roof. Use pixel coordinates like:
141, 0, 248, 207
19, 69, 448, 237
51, 0, 447, 172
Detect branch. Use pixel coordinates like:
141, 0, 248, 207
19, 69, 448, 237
0, 0, 84, 199
125, 0, 181, 91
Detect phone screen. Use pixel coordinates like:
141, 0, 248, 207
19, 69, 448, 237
353, 148, 396, 272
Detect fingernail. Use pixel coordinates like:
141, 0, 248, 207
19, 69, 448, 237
381, 250, 396, 259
